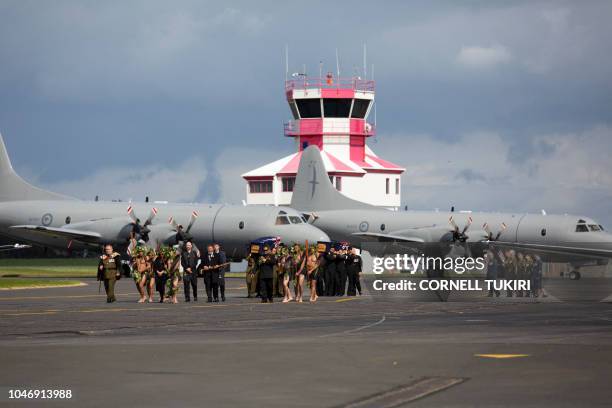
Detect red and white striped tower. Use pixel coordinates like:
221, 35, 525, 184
242, 73, 404, 208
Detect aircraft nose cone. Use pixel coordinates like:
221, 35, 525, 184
282, 225, 330, 245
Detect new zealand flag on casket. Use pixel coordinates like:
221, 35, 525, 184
249, 236, 281, 255
332, 241, 351, 251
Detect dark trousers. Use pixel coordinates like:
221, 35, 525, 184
325, 269, 335, 296
347, 270, 357, 296
204, 272, 219, 301
183, 273, 197, 300
260, 277, 273, 301
355, 273, 362, 295
219, 277, 225, 301
156, 274, 167, 299
336, 268, 347, 296
316, 274, 325, 296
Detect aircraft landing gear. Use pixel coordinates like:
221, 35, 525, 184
569, 270, 582, 280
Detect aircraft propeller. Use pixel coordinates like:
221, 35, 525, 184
169, 210, 199, 242
482, 222, 507, 241
127, 205, 158, 242
448, 215, 472, 242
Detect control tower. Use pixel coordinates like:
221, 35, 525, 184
242, 73, 404, 208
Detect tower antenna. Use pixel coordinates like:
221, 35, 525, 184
363, 43, 367, 79
335, 48, 340, 78
285, 44, 289, 81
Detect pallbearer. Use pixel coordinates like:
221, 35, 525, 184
245, 254, 257, 298
334, 243, 349, 296
324, 247, 337, 296
259, 245, 276, 303
346, 246, 362, 296
97, 244, 122, 303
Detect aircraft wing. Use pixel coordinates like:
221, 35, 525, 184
491, 240, 612, 262
351, 232, 425, 243
9, 225, 102, 243
0, 243, 32, 252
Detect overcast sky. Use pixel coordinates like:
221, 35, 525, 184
1, 1, 611, 225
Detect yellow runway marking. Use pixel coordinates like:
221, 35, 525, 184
335, 297, 359, 303
4, 311, 58, 316
475, 354, 530, 359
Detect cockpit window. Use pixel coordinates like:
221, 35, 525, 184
275, 216, 290, 225
288, 216, 303, 224
588, 224, 601, 231
575, 224, 588, 232
600, 225, 605, 231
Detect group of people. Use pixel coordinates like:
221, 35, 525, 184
245, 242, 363, 303
97, 241, 228, 304
485, 249, 546, 298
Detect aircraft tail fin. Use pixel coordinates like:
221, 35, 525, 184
290, 145, 373, 212
0, 133, 72, 201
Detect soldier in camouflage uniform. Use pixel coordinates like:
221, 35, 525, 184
503, 249, 517, 297
245, 255, 257, 298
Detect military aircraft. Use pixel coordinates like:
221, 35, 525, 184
291, 146, 612, 279
0, 134, 329, 259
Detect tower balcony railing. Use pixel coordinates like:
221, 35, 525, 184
284, 120, 376, 137
285, 76, 375, 92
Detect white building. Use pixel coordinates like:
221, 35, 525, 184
242, 75, 404, 208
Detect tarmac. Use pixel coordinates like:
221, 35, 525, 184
1, 277, 612, 407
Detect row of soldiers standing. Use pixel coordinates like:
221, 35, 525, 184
245, 242, 363, 303
485, 249, 545, 298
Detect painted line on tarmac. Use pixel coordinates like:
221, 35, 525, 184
474, 354, 529, 359
320, 315, 386, 338
336, 297, 360, 303
336, 376, 466, 408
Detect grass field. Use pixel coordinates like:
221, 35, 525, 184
0, 278, 84, 289
0, 258, 97, 278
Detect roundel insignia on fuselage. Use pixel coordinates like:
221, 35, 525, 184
41, 213, 53, 226
359, 221, 369, 232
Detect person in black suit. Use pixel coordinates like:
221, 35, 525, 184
201, 244, 220, 302
346, 247, 362, 296
335, 247, 348, 296
324, 248, 337, 296
214, 243, 228, 302
259, 245, 276, 303
181, 241, 199, 302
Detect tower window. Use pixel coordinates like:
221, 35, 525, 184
289, 102, 300, 119
351, 99, 370, 118
323, 99, 352, 117
385, 178, 390, 194
282, 177, 295, 192
395, 178, 400, 195
335, 176, 342, 191
249, 181, 273, 193
296, 99, 321, 118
